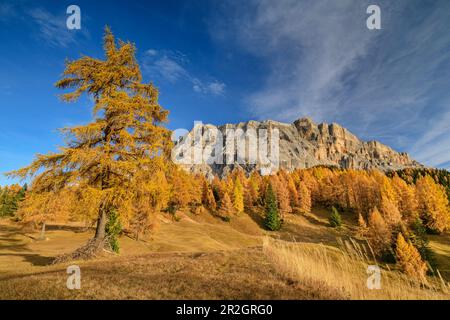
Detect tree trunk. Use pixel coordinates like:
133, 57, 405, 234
94, 206, 107, 244
39, 222, 46, 240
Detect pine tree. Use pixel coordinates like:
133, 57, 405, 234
0, 184, 27, 217
7, 27, 172, 251
395, 233, 428, 282
264, 183, 281, 231
329, 206, 342, 228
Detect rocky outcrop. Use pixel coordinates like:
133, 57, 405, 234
173, 117, 422, 178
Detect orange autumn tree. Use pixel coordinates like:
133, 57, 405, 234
416, 175, 450, 233
201, 177, 216, 211
395, 233, 428, 282
367, 207, 392, 256
218, 192, 234, 220
297, 182, 312, 213
8, 27, 172, 252
232, 179, 245, 214
17, 189, 76, 239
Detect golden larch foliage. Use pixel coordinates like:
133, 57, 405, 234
379, 196, 402, 227
202, 179, 217, 210
297, 183, 312, 213
391, 175, 418, 222
416, 175, 450, 233
7, 27, 172, 247
232, 179, 244, 214
367, 207, 392, 256
395, 233, 428, 282
218, 192, 234, 218
271, 174, 292, 215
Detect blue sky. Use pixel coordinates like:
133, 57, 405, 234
1, 0, 450, 185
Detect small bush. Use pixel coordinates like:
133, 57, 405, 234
105, 210, 122, 253
167, 203, 179, 216
329, 207, 342, 228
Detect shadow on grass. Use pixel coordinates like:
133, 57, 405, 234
0, 253, 54, 266
432, 250, 450, 281
246, 209, 265, 229
46, 224, 92, 233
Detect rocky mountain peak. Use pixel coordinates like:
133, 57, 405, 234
174, 118, 422, 178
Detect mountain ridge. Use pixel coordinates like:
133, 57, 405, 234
174, 117, 423, 178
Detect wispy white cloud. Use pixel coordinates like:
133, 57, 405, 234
192, 79, 226, 95
27, 8, 80, 47
0, 3, 86, 47
151, 55, 188, 82
409, 104, 450, 168
142, 49, 226, 96
1, 3, 89, 47
211, 0, 450, 168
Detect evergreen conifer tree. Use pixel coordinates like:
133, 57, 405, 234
264, 183, 281, 231
329, 206, 342, 227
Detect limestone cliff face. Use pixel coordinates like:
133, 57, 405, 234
174, 117, 422, 178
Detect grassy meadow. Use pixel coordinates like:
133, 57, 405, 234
0, 207, 448, 300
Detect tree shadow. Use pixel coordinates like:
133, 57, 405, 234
431, 250, 450, 281
297, 211, 329, 227
279, 221, 338, 245
246, 209, 265, 228
46, 224, 92, 233
0, 253, 54, 266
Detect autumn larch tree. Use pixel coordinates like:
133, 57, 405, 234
232, 179, 244, 214
8, 27, 172, 252
391, 174, 418, 222
395, 233, 428, 283
17, 189, 75, 240
297, 182, 311, 213
357, 212, 369, 238
367, 207, 392, 257
218, 192, 234, 221
271, 174, 291, 216
201, 178, 216, 211
416, 175, 450, 233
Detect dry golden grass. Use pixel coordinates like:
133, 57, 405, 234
0, 245, 344, 300
429, 233, 450, 280
1, 210, 449, 300
263, 237, 450, 300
